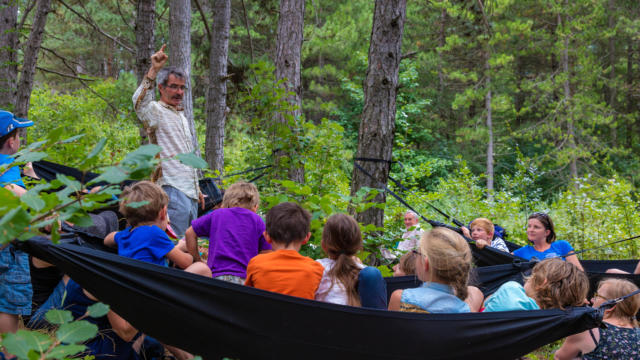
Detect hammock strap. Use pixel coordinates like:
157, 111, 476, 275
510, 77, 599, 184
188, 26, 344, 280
562, 234, 640, 258
599, 288, 640, 309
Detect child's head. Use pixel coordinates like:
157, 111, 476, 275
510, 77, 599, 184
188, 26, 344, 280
321, 213, 363, 306
417, 227, 472, 300
221, 181, 260, 210
469, 218, 494, 242
265, 202, 311, 246
119, 181, 169, 228
393, 251, 418, 277
0, 110, 33, 154
593, 278, 640, 327
524, 258, 588, 309
321, 213, 362, 259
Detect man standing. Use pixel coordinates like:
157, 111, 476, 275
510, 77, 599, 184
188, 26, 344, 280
132, 45, 203, 237
397, 211, 423, 251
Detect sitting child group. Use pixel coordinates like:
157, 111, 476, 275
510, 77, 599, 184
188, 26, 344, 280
1, 111, 639, 360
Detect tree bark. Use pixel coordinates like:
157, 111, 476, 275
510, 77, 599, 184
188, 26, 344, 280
626, 42, 633, 148
274, 0, 305, 183
607, 0, 617, 147
0, 0, 18, 110
135, 0, 156, 84
350, 0, 407, 228
205, 0, 230, 175
485, 61, 494, 195
558, 3, 578, 183
169, 0, 200, 156
15, 0, 51, 118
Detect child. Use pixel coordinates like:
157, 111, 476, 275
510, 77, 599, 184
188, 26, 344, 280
184, 181, 271, 284
555, 278, 640, 360
461, 217, 509, 252
314, 214, 386, 308
484, 258, 588, 312
388, 228, 481, 313
104, 181, 211, 277
245, 202, 324, 300
393, 251, 418, 277
0, 110, 34, 348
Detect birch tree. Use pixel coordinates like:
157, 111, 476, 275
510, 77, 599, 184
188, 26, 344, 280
350, 0, 407, 227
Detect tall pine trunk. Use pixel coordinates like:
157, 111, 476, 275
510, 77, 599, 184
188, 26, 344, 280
0, 0, 18, 110
135, 0, 156, 84
169, 0, 200, 156
558, 3, 578, 183
274, 0, 305, 183
205, 0, 230, 175
607, 0, 617, 147
15, 0, 51, 119
134, 0, 156, 143
485, 60, 494, 195
350, 0, 407, 228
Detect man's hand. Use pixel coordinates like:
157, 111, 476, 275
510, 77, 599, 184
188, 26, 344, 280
199, 192, 206, 210
147, 44, 168, 80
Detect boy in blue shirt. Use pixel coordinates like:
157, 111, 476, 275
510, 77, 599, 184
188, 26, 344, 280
0, 110, 34, 349
104, 181, 211, 277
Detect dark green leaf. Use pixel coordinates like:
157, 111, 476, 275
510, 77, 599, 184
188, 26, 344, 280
92, 166, 128, 185
0, 207, 31, 244
2, 329, 52, 359
13, 151, 48, 164
45, 309, 74, 325
56, 321, 98, 344
59, 134, 86, 144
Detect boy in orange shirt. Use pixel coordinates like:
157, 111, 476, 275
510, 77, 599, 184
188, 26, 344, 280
245, 202, 324, 299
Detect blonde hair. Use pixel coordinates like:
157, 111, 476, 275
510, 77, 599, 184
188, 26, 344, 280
321, 214, 363, 306
469, 218, 494, 237
221, 182, 260, 210
119, 181, 168, 227
419, 228, 472, 300
528, 258, 589, 309
598, 278, 640, 327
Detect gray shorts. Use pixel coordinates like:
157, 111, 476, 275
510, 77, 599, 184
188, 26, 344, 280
162, 185, 198, 238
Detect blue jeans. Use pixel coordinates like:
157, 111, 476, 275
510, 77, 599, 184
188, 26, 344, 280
358, 266, 387, 309
163, 185, 198, 238
27, 279, 66, 329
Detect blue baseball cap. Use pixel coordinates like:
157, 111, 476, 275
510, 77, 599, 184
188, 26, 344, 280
0, 110, 33, 137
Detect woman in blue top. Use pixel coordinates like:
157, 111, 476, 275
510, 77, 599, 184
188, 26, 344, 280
513, 212, 583, 271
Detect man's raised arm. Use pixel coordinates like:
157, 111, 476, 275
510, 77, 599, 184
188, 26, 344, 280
132, 44, 168, 126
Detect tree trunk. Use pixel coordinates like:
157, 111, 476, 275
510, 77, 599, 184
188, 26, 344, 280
169, 0, 200, 156
0, 0, 18, 110
350, 0, 407, 228
274, 0, 305, 183
626, 42, 633, 148
15, 0, 51, 118
135, 0, 156, 84
558, 4, 578, 183
205, 0, 230, 175
485, 60, 494, 195
607, 0, 617, 147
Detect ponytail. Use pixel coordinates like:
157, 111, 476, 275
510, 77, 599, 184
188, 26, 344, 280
322, 214, 363, 306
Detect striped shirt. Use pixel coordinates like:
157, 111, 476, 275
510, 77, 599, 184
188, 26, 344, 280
132, 77, 200, 200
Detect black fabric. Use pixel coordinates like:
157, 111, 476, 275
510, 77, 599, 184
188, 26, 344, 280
469, 242, 526, 267
18, 238, 604, 360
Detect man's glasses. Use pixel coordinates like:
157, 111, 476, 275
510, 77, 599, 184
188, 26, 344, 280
167, 84, 187, 90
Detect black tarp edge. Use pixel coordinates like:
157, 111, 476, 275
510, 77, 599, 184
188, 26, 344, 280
19, 239, 604, 360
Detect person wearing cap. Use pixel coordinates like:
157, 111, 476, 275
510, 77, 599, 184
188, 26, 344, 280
0, 110, 35, 197
132, 44, 204, 238
0, 110, 34, 351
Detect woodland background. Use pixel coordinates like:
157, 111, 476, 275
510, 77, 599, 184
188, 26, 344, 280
1, 0, 640, 267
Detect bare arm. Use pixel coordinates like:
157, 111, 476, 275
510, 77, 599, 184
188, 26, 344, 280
166, 247, 194, 270
104, 231, 117, 248
184, 227, 201, 262
5, 184, 26, 197
388, 290, 403, 311
107, 311, 139, 342
555, 330, 595, 360
565, 254, 584, 272
634, 260, 640, 275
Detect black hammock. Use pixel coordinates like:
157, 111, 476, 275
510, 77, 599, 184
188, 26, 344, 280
18, 238, 603, 360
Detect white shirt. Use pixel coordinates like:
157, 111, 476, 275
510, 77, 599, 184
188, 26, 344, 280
314, 258, 364, 305
398, 224, 423, 251
132, 77, 199, 200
